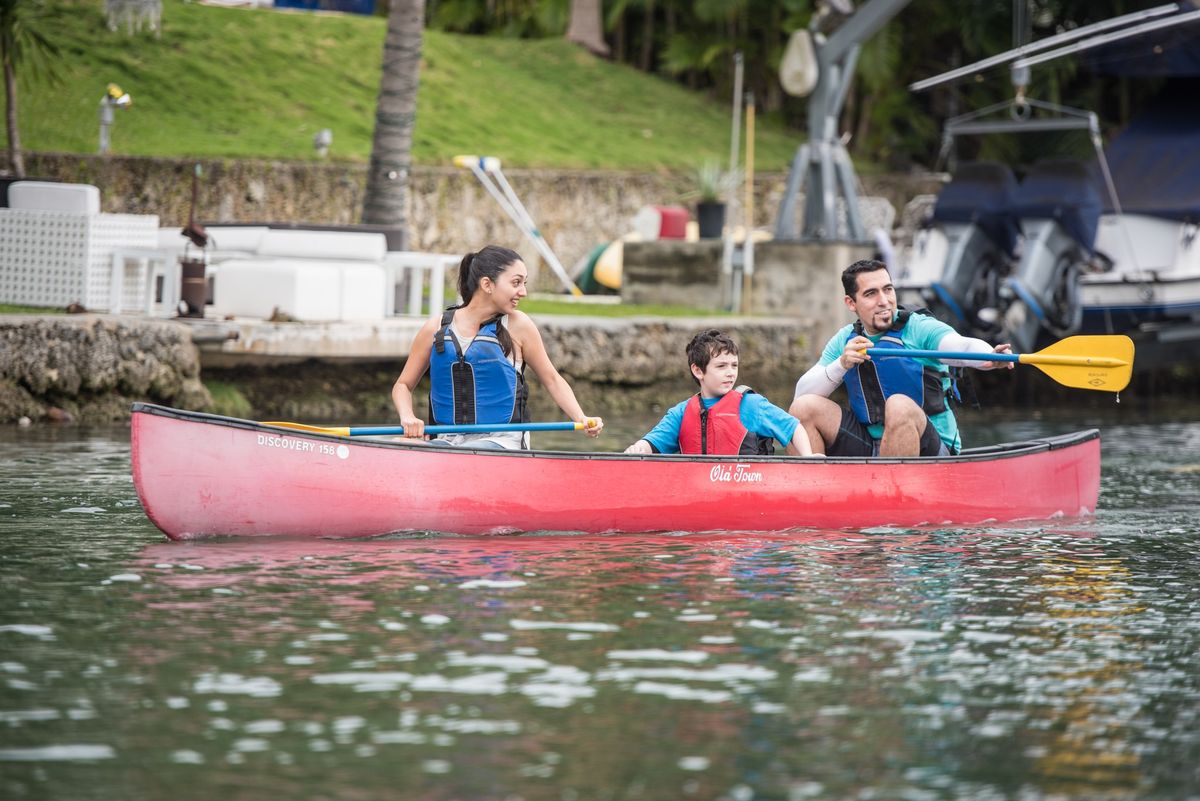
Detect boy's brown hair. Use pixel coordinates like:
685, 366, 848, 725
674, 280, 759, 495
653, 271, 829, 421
686, 329, 738, 386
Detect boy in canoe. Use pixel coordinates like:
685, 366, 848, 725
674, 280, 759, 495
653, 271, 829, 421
790, 259, 1013, 457
625, 329, 814, 456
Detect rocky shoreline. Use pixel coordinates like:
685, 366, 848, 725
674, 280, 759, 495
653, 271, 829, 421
0, 315, 212, 424
1, 314, 815, 424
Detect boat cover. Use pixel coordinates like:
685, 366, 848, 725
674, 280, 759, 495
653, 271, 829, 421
932, 161, 1022, 254
1013, 160, 1103, 251
1104, 101, 1200, 220
1082, 13, 1200, 77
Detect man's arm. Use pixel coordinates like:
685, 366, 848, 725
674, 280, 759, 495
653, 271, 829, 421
936, 332, 1015, 370
793, 359, 847, 399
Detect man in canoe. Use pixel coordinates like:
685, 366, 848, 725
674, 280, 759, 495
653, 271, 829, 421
391, 245, 604, 449
790, 259, 1014, 457
625, 329, 814, 456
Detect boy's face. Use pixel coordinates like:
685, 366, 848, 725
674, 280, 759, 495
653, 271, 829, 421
691, 350, 739, 399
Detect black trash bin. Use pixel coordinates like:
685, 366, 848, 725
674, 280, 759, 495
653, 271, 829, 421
179, 257, 207, 318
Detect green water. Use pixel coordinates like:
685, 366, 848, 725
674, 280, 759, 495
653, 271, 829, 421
1, 413, 1198, 800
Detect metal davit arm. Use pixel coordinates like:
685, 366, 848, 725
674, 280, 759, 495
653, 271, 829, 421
774, 0, 912, 242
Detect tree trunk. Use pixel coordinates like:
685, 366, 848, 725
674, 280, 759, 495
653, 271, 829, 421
639, 0, 655, 72
565, 0, 608, 57
3, 53, 23, 177
613, 10, 625, 64
361, 0, 425, 235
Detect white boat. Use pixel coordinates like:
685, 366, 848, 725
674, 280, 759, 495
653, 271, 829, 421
900, 7, 1200, 365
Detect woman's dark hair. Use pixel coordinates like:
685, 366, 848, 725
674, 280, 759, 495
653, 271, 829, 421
456, 245, 523, 356
686, 329, 738, 386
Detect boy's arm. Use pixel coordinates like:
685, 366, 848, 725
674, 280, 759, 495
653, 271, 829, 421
793, 328, 851, 401
741, 394, 812, 456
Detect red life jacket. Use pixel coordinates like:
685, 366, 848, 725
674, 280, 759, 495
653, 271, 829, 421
678, 387, 774, 456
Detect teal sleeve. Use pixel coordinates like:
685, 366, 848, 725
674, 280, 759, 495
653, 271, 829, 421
906, 313, 956, 349
818, 325, 855, 366
739, 393, 800, 445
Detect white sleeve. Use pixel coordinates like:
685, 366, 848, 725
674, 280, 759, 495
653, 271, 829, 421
936, 332, 999, 367
794, 359, 847, 400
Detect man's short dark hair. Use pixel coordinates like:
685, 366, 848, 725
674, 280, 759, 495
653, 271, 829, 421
841, 259, 890, 297
686, 329, 738, 385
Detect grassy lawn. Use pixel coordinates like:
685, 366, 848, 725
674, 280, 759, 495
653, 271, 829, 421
521, 298, 731, 317
6, 0, 803, 171
0, 304, 65, 314
0, 299, 726, 317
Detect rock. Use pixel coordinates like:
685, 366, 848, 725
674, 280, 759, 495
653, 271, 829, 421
45, 407, 75, 423
0, 316, 212, 423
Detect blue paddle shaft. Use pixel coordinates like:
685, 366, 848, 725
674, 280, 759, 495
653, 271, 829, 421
866, 348, 1018, 363
348, 422, 580, 436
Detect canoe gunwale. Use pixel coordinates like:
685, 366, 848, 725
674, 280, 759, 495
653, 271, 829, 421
130, 402, 1099, 466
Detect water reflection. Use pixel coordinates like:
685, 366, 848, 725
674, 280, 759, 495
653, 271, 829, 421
11, 526, 1168, 800
2, 420, 1198, 800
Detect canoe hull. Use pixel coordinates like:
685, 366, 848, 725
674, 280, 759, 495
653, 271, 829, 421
131, 404, 1101, 540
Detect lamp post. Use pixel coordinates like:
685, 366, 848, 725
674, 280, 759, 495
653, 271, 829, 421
98, 83, 132, 155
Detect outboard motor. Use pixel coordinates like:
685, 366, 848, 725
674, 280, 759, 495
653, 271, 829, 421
900, 162, 1021, 337
1002, 160, 1103, 352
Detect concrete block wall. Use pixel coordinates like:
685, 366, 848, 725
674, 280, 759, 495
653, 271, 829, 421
15, 153, 942, 293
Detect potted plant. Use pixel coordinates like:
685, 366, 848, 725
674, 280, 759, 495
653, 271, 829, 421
689, 161, 739, 239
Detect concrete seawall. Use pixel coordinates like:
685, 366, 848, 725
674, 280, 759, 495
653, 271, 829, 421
1, 314, 818, 423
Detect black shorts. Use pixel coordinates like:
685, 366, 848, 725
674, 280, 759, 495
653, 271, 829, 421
828, 407, 951, 457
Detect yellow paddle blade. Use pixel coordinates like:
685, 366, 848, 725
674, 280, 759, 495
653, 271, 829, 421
1019, 335, 1134, 392
262, 421, 350, 436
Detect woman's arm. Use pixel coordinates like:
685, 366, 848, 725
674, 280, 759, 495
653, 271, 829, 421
511, 313, 604, 437
391, 317, 439, 438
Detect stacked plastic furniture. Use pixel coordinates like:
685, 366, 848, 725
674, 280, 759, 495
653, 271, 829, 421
0, 182, 158, 312
212, 229, 389, 321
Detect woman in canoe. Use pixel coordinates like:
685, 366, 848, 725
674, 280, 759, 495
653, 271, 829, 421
392, 245, 604, 449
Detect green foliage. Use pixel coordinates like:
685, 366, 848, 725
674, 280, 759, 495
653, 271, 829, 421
202, 380, 252, 419
3, 0, 1164, 172
431, 0, 568, 37
686, 159, 739, 203
2, 0, 801, 169
0, 0, 60, 76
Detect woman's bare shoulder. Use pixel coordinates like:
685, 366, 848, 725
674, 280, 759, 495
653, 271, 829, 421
507, 309, 538, 334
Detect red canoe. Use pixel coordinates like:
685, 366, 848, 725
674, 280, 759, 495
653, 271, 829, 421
130, 403, 1101, 540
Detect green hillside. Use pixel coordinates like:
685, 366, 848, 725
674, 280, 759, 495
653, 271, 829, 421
7, 0, 803, 170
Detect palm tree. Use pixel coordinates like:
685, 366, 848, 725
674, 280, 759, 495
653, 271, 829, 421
361, 0, 425, 236
1, 0, 57, 177
566, 0, 608, 56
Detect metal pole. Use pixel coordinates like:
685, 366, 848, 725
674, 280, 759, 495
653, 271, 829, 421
742, 93, 756, 315
98, 99, 113, 155
722, 52, 745, 312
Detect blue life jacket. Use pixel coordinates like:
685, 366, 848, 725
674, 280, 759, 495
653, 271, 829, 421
428, 308, 528, 426
845, 308, 957, 427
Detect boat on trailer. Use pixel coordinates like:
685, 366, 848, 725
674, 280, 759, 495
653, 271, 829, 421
901, 8, 1200, 364
130, 404, 1101, 540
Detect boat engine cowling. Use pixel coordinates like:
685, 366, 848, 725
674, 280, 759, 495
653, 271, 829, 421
1003, 160, 1103, 352
901, 162, 1021, 336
